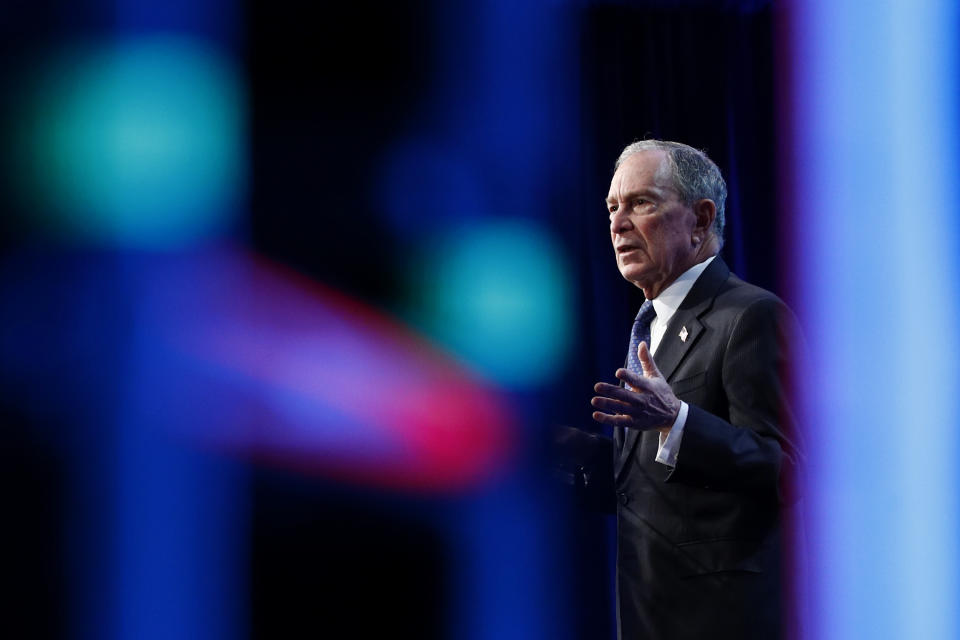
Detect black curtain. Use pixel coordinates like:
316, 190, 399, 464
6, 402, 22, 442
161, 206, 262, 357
562, 4, 777, 638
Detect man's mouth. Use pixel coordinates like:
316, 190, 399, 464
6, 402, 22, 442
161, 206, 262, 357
616, 244, 641, 255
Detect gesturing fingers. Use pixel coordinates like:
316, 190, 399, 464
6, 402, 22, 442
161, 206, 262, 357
590, 395, 633, 414
593, 381, 650, 403
593, 369, 653, 399
590, 410, 639, 427
591, 367, 681, 431
637, 341, 663, 378
591, 383, 657, 428
613, 368, 655, 391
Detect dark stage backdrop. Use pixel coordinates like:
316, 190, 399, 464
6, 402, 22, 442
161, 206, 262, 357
575, 2, 779, 407
248, 2, 778, 639
570, 5, 779, 637
0, 1, 781, 638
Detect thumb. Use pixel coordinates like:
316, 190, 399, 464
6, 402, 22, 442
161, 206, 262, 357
637, 341, 661, 378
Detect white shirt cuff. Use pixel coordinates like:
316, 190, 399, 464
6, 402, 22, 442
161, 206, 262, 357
655, 401, 688, 467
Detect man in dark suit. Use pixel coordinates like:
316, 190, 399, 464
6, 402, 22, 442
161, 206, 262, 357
584, 140, 803, 639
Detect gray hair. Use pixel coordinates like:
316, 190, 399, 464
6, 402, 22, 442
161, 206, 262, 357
615, 139, 727, 248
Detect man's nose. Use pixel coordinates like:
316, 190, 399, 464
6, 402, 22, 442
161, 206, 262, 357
610, 208, 632, 234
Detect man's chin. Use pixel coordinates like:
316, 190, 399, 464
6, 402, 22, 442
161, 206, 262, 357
618, 265, 650, 288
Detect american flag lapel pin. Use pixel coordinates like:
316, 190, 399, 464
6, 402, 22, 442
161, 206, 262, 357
679, 326, 688, 342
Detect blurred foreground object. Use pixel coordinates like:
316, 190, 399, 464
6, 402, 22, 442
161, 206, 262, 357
0, 247, 515, 490
403, 218, 574, 389
6, 35, 245, 248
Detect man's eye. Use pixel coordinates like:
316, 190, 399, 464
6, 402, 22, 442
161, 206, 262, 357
608, 205, 618, 214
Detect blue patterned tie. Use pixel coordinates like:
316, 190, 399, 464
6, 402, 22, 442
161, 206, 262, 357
627, 299, 657, 378
615, 300, 656, 452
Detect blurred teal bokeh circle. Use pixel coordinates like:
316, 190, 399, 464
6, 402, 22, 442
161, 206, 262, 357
12, 36, 245, 247
404, 218, 574, 389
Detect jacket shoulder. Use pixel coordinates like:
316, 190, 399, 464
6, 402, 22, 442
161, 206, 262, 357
710, 274, 790, 319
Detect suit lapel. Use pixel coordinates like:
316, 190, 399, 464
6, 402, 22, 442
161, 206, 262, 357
614, 257, 731, 481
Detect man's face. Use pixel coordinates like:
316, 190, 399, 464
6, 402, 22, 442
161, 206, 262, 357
606, 150, 699, 299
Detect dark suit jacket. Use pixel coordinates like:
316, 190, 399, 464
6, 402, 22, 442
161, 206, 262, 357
576, 257, 804, 639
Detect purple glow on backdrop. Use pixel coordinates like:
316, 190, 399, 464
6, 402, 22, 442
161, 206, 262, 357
155, 248, 517, 490
0, 247, 516, 492
781, 2, 960, 639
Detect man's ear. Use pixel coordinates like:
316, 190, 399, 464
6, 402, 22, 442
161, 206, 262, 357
693, 199, 716, 236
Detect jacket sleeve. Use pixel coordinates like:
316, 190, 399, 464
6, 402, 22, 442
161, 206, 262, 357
664, 297, 805, 503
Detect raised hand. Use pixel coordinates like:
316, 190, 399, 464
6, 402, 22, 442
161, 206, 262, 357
591, 341, 680, 433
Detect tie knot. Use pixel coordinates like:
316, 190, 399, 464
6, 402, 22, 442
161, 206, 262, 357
634, 300, 656, 327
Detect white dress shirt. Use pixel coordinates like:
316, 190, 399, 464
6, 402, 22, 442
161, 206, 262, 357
648, 256, 716, 467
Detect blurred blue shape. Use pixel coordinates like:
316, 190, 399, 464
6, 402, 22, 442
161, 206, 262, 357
403, 218, 574, 389
788, 1, 960, 638
0, 247, 515, 491
0, 245, 518, 635
11, 35, 244, 247
377, 137, 487, 236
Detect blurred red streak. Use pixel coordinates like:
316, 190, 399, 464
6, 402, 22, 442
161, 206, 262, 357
165, 247, 517, 491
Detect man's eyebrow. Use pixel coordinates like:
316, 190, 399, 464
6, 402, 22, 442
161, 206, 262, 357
605, 189, 660, 205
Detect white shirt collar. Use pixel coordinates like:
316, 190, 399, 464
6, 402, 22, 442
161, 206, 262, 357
650, 255, 716, 327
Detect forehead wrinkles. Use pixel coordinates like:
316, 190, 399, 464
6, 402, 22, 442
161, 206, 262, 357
608, 152, 672, 201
